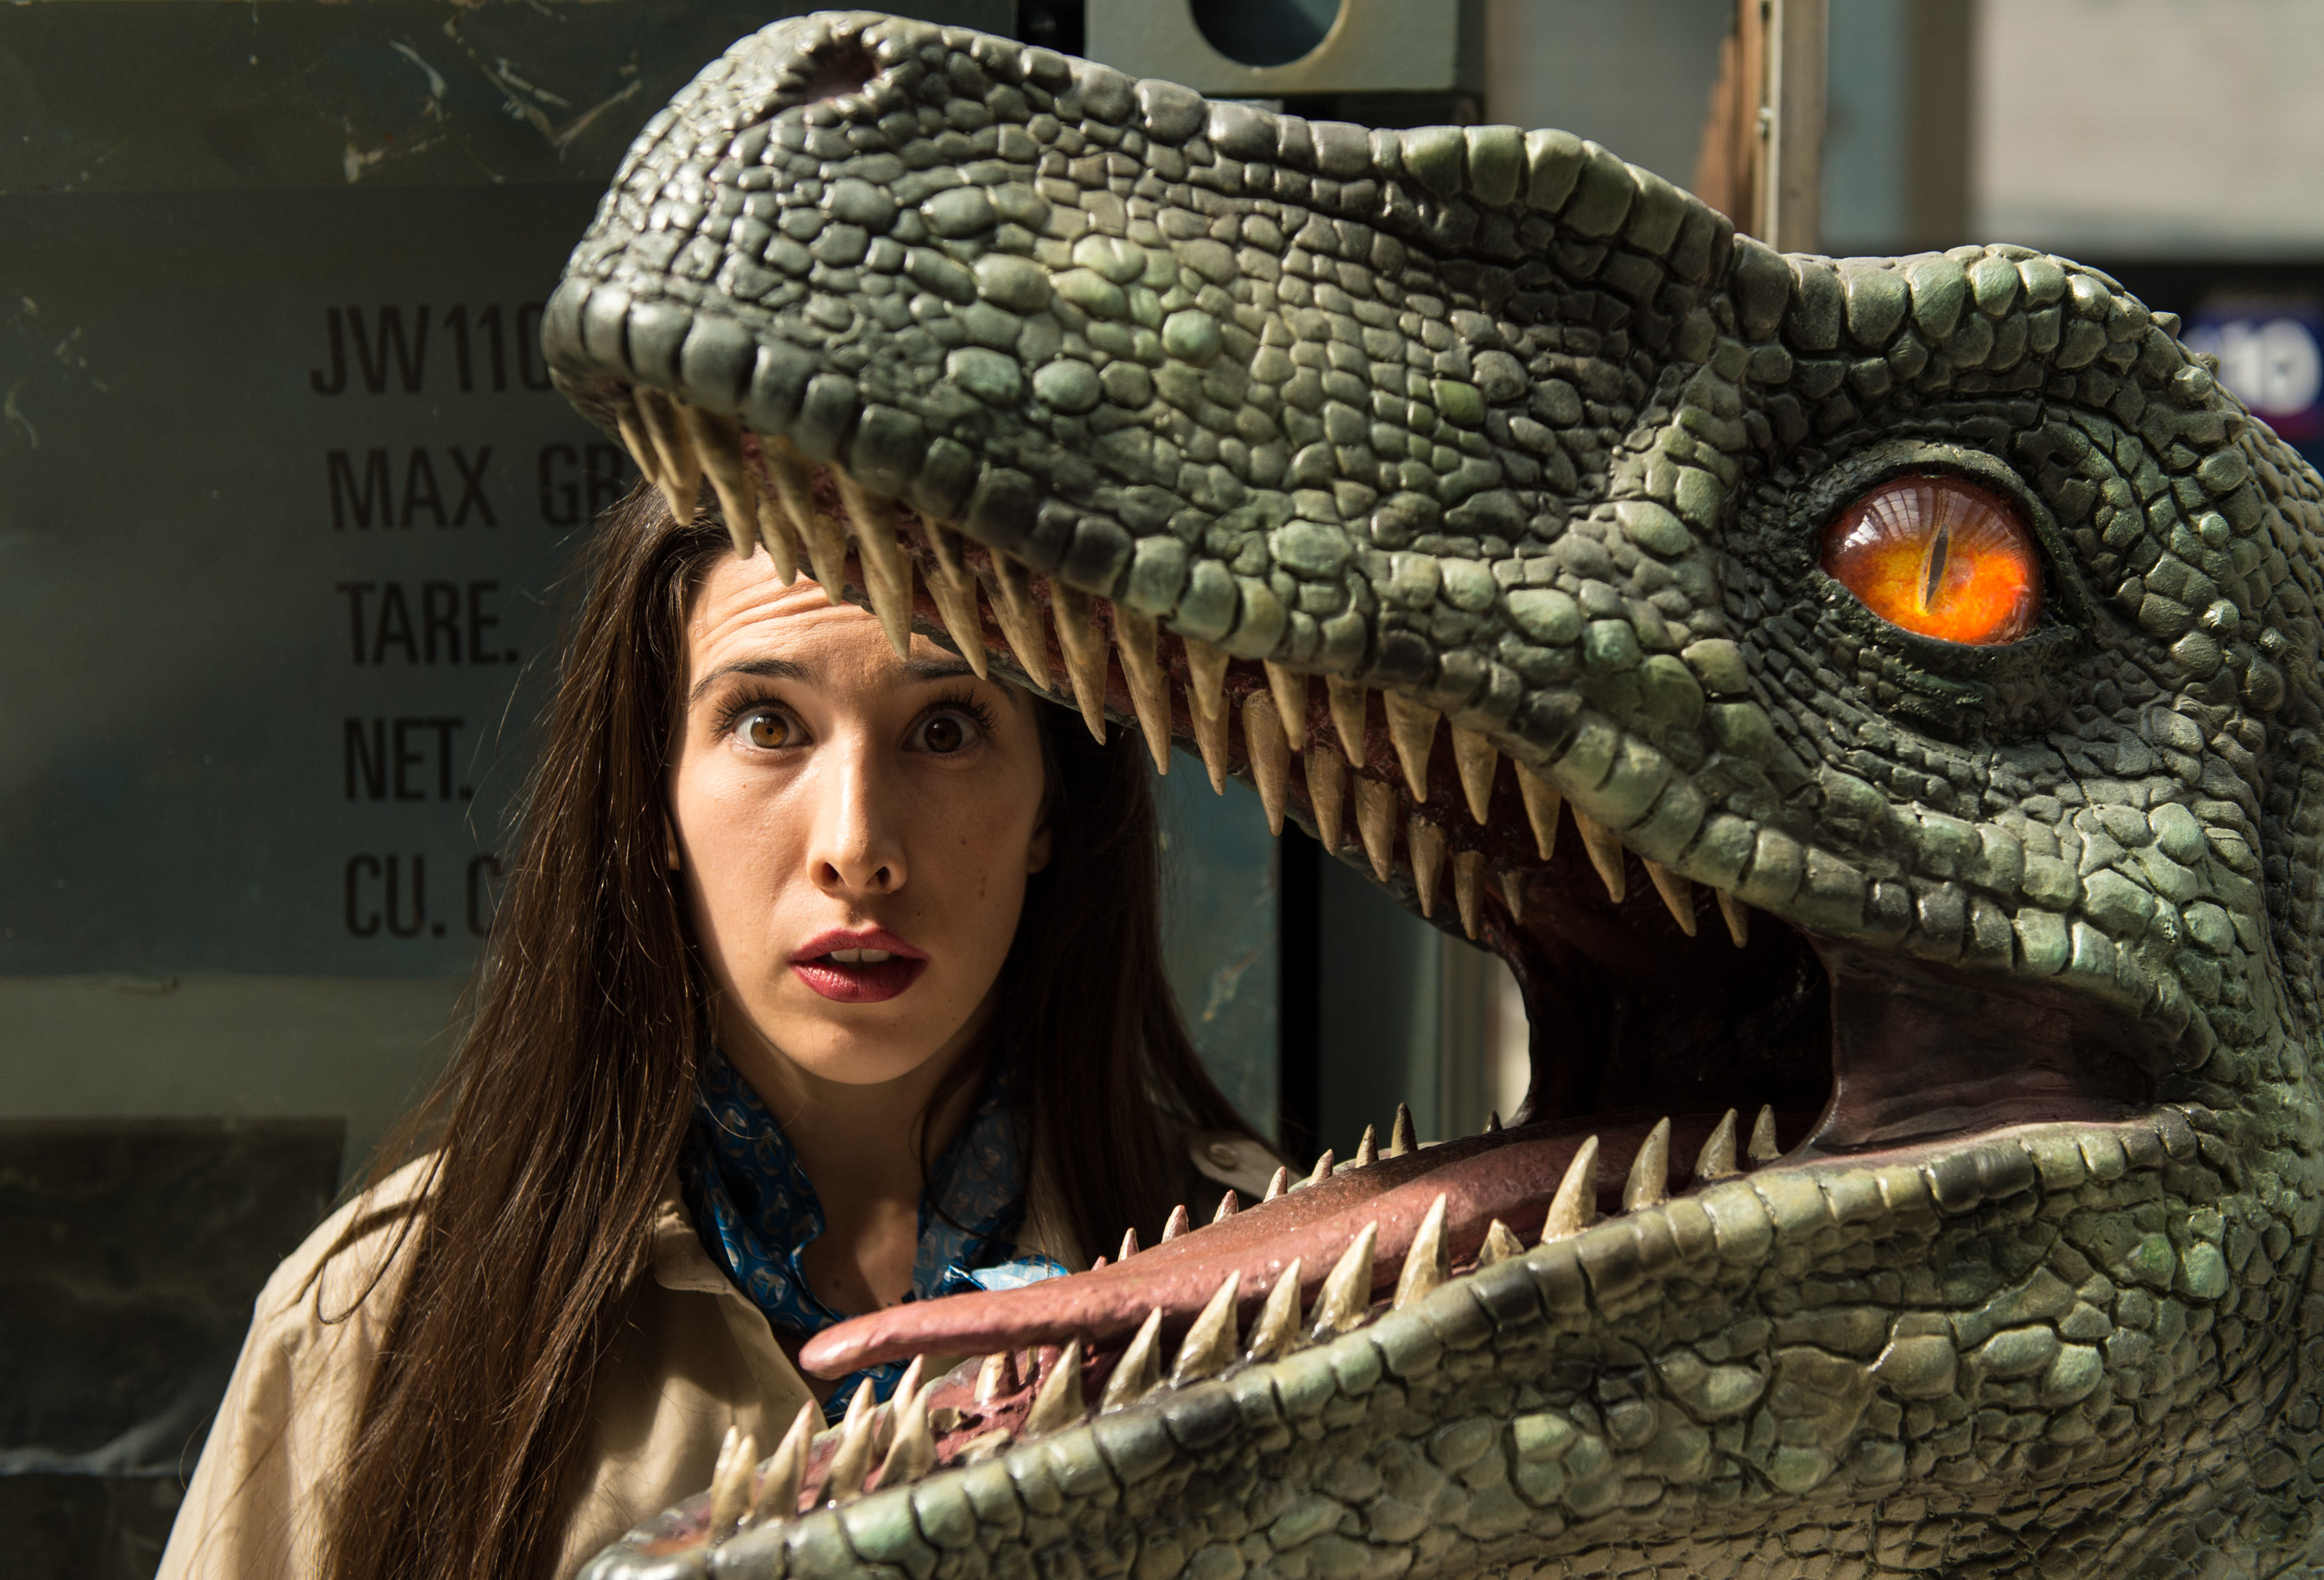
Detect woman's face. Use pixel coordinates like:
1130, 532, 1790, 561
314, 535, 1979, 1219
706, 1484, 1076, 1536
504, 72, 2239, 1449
669, 555, 1051, 1089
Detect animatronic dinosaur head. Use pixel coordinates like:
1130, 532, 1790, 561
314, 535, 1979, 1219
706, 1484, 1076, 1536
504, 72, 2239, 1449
550, 14, 2324, 1578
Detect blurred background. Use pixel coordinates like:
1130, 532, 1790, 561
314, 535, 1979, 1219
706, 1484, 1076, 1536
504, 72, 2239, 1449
6, 0, 2322, 1572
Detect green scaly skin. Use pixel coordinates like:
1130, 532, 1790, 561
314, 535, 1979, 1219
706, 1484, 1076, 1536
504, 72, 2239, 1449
546, 13, 2324, 1578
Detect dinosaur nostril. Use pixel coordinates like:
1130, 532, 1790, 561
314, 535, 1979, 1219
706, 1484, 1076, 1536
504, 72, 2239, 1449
797, 40, 878, 105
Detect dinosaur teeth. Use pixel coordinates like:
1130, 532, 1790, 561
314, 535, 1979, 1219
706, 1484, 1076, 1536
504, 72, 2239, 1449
1542, 1135, 1600, 1242
1476, 1217, 1525, 1267
747, 1400, 815, 1527
1310, 1222, 1379, 1338
982, 553, 1052, 692
1452, 849, 1486, 939
680, 405, 761, 562
1354, 776, 1397, 881
1717, 889, 1751, 947
1382, 692, 1439, 800
1624, 1117, 1672, 1211
1481, 1111, 1503, 1135
1263, 1165, 1290, 1202
1022, 1339, 1085, 1436
1109, 610, 1170, 771
1696, 1108, 1741, 1181
1304, 1148, 1336, 1187
634, 386, 703, 522
751, 479, 805, 585
1390, 1101, 1416, 1157
1243, 690, 1291, 833
823, 1382, 878, 1503
831, 473, 914, 660
1353, 1123, 1378, 1169
975, 1352, 1012, 1404
1212, 1189, 1239, 1223
1325, 675, 1368, 764
1171, 1272, 1242, 1384
1392, 1193, 1449, 1309
708, 1424, 755, 1540
1160, 1204, 1191, 1242
613, 392, 666, 500
915, 521, 988, 678
762, 438, 843, 592
875, 1375, 937, 1489
1748, 1104, 1781, 1165
1184, 637, 1230, 723
1499, 867, 1528, 923
1118, 1226, 1140, 1261
1449, 726, 1497, 824
1100, 1308, 1165, 1411
1408, 814, 1446, 917
1642, 860, 1697, 936
1305, 744, 1349, 851
1263, 661, 1309, 751
1571, 809, 1627, 902
1246, 1259, 1303, 1360
1514, 761, 1563, 861
1188, 673, 1231, 793
1050, 586, 1110, 744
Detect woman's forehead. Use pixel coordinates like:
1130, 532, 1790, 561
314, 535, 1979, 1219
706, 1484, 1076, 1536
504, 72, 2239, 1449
684, 553, 999, 692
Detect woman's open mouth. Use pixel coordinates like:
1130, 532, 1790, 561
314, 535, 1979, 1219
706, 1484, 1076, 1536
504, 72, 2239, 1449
791, 929, 929, 1002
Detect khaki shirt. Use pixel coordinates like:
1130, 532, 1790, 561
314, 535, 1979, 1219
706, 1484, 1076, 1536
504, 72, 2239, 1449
156, 1130, 1281, 1580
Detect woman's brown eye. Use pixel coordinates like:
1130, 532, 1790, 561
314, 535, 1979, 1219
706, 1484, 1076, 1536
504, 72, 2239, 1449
920, 713, 970, 754
1820, 474, 2041, 645
743, 712, 792, 748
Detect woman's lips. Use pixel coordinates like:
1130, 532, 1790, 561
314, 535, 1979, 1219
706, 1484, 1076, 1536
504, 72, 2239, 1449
790, 927, 928, 1004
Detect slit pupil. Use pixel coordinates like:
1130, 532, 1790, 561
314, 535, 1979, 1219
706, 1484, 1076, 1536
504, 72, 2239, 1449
1919, 514, 1951, 614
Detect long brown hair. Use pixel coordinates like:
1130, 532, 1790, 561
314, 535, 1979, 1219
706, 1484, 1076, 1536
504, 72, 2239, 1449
318, 488, 1256, 1580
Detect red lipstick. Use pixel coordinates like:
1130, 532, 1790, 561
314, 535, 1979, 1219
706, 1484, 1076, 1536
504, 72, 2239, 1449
789, 927, 928, 1003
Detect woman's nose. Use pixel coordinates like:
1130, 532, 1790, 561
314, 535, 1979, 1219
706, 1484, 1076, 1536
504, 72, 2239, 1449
803, 744, 907, 896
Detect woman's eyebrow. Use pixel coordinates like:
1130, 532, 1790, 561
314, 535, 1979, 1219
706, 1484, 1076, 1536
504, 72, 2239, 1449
899, 658, 978, 682
689, 655, 811, 706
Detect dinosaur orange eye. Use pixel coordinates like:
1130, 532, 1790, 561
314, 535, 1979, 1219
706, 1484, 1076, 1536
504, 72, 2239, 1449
1820, 475, 2040, 645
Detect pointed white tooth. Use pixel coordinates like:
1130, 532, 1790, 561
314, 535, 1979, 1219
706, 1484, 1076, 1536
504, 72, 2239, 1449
914, 522, 989, 678
1382, 692, 1438, 801
1624, 1118, 1671, 1211
1717, 890, 1752, 947
1246, 1259, 1304, 1360
823, 1383, 878, 1503
1243, 690, 1291, 834
1305, 744, 1349, 851
1171, 1272, 1242, 1384
1021, 1340, 1086, 1436
1393, 1194, 1450, 1310
1353, 1123, 1378, 1169
1748, 1105, 1781, 1165
762, 438, 846, 592
1449, 726, 1497, 825
1309, 1222, 1379, 1338
681, 405, 761, 562
1643, 860, 1697, 936
1541, 1136, 1600, 1242
1482, 1110, 1503, 1135
1184, 638, 1231, 724
1452, 850, 1486, 939
975, 1352, 1012, 1404
1325, 675, 1368, 764
1304, 1148, 1336, 1188
984, 555, 1053, 692
1117, 1226, 1140, 1261
1476, 1218, 1525, 1268
1696, 1108, 1740, 1182
1263, 661, 1308, 751
875, 1378, 937, 1489
1499, 867, 1528, 924
1389, 1102, 1416, 1158
1113, 608, 1173, 773
747, 1401, 815, 1527
1050, 586, 1110, 743
833, 473, 914, 658
1160, 1204, 1191, 1242
1188, 675, 1230, 793
753, 491, 806, 583
1100, 1308, 1166, 1411
1354, 776, 1397, 881
613, 392, 669, 500
1408, 814, 1446, 918
1263, 1165, 1291, 1203
634, 387, 702, 522
1513, 761, 1563, 861
1571, 809, 1628, 902
709, 1424, 755, 1539
1212, 1190, 1239, 1224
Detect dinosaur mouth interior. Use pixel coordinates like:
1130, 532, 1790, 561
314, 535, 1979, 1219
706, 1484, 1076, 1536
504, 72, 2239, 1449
596, 378, 2167, 1538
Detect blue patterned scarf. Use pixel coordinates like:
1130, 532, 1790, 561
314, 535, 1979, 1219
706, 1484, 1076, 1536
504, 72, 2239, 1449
677, 1045, 1067, 1420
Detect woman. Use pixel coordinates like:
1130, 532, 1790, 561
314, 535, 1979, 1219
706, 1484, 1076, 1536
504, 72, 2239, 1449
156, 489, 1277, 1580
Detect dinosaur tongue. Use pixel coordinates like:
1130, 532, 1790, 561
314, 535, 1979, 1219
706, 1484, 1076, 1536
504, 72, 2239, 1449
797, 1111, 1755, 1379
